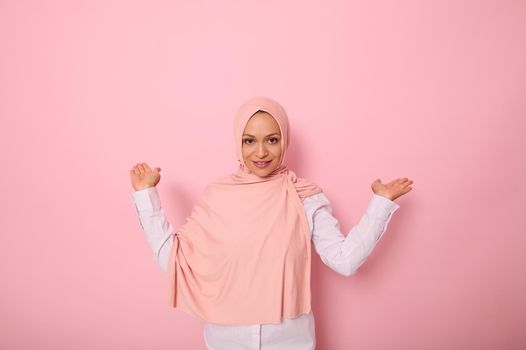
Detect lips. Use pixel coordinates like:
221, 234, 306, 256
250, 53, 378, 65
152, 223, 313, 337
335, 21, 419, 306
253, 160, 271, 168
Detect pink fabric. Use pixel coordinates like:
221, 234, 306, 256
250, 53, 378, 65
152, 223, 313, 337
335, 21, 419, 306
167, 96, 322, 325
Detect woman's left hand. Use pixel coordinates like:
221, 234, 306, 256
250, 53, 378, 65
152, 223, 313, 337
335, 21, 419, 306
371, 178, 414, 201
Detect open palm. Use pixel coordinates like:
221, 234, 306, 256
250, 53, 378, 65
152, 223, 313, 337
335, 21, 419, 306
371, 177, 414, 201
130, 162, 162, 191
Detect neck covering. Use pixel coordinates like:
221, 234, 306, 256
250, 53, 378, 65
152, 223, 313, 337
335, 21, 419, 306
167, 96, 323, 325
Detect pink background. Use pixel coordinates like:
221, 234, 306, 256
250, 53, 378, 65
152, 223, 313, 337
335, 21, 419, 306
1, 0, 525, 349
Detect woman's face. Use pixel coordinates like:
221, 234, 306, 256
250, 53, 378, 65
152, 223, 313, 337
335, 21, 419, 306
242, 111, 283, 177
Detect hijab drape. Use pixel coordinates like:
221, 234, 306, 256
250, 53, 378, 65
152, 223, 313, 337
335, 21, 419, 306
167, 96, 322, 325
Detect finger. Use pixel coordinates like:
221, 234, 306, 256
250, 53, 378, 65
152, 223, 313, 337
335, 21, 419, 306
398, 179, 409, 186
143, 163, 152, 172
399, 178, 413, 186
387, 178, 399, 185
138, 163, 146, 174
133, 165, 140, 175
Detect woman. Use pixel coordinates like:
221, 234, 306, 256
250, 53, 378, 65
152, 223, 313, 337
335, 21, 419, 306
129, 96, 413, 349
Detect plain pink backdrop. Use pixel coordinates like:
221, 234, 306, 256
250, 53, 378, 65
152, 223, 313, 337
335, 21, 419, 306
1, 0, 525, 349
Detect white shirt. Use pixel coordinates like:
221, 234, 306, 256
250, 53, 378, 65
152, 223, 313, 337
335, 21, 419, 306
131, 187, 400, 349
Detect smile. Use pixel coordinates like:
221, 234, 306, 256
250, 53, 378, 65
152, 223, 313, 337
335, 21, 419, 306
253, 161, 271, 168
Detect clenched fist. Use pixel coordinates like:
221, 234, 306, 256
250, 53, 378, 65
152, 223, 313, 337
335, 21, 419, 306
130, 162, 162, 191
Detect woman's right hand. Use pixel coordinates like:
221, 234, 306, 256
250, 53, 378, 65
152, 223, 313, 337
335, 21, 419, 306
130, 162, 162, 191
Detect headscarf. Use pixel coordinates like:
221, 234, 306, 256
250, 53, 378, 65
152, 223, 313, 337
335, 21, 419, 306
167, 96, 323, 325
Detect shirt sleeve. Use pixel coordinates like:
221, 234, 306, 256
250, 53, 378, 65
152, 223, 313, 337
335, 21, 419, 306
303, 192, 400, 277
130, 187, 174, 272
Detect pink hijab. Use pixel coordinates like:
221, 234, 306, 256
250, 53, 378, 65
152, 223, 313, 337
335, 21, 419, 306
167, 96, 323, 325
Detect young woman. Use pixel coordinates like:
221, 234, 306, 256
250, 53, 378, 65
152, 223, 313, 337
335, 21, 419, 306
130, 96, 413, 349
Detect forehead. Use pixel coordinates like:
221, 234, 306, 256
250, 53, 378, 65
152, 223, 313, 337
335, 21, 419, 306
244, 111, 280, 131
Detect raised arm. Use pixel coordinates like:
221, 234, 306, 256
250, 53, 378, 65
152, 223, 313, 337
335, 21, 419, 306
129, 162, 173, 272
305, 192, 400, 276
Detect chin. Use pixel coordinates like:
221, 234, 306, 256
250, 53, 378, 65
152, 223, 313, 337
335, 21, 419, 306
250, 168, 269, 177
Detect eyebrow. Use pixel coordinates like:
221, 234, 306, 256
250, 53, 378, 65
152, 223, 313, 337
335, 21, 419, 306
242, 133, 280, 137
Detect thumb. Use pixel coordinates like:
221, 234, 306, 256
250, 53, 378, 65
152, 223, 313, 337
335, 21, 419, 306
155, 167, 161, 172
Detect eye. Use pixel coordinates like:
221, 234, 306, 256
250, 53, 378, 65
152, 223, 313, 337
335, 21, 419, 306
268, 137, 279, 144
243, 139, 253, 145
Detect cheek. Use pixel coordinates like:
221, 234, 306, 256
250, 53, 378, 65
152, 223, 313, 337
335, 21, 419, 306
241, 146, 250, 159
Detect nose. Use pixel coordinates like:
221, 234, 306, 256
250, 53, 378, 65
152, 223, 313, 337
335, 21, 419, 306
256, 143, 268, 158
